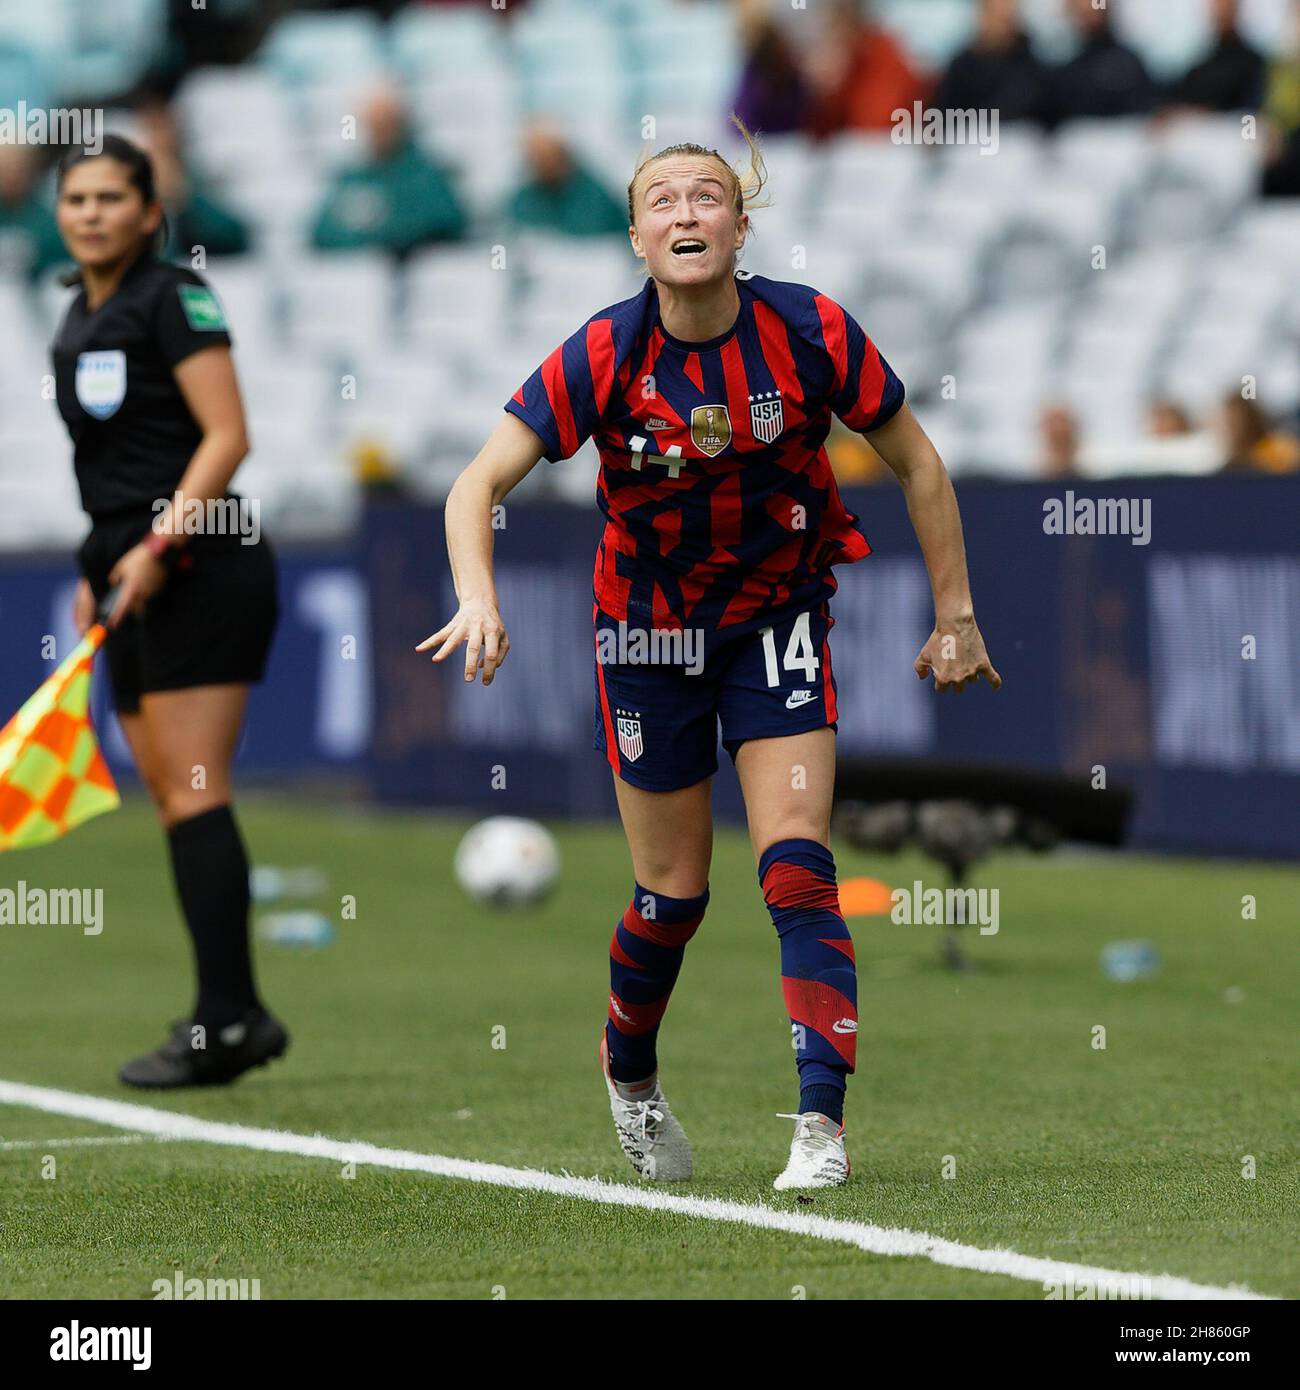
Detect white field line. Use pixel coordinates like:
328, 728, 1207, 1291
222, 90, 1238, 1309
0, 1079, 1274, 1301
0, 1133, 167, 1151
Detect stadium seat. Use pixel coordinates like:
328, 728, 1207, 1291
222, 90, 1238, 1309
176, 68, 300, 186
0, 40, 52, 110
201, 258, 281, 357
237, 421, 359, 540
956, 303, 1061, 392
217, 165, 319, 259
24, 0, 166, 102
1052, 119, 1153, 201
387, 3, 505, 82
401, 244, 512, 356
1159, 320, 1268, 405
331, 353, 458, 468
514, 233, 640, 331
932, 127, 1047, 199
745, 131, 828, 229
623, 0, 740, 126
1234, 202, 1300, 269
512, 7, 626, 120
1143, 114, 1261, 226
0, 443, 85, 548
1112, 0, 1213, 82
821, 133, 925, 221
279, 252, 397, 364
981, 182, 1114, 304
259, 11, 388, 88
237, 359, 335, 439
297, 80, 397, 172
405, 72, 520, 231
874, 0, 976, 69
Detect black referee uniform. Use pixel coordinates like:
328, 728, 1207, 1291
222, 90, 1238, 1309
51, 250, 287, 1088
53, 252, 277, 708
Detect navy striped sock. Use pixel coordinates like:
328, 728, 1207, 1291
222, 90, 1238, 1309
605, 883, 708, 1083
758, 838, 856, 1121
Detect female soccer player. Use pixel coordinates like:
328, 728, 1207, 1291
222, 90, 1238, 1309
420, 119, 1000, 1189
52, 135, 287, 1088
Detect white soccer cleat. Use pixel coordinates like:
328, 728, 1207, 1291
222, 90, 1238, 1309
772, 1112, 851, 1191
600, 1035, 693, 1182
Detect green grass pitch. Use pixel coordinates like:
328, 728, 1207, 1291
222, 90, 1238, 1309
0, 796, 1296, 1300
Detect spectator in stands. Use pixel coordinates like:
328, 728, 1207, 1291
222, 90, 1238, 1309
1038, 403, 1080, 478
310, 85, 467, 256
932, 0, 1052, 127
1164, 0, 1264, 113
1140, 396, 1219, 472
1261, 0, 1300, 197
804, 0, 929, 138
1050, 0, 1156, 123
506, 121, 626, 237
137, 102, 251, 259
0, 145, 68, 282
733, 7, 810, 136
1146, 398, 1193, 437
1217, 393, 1300, 473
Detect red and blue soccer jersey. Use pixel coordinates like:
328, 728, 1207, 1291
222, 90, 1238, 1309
505, 271, 904, 636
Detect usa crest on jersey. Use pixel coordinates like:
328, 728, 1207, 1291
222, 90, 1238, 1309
616, 712, 644, 762
750, 390, 784, 444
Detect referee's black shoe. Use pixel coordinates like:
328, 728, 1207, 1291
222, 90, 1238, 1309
119, 1010, 289, 1089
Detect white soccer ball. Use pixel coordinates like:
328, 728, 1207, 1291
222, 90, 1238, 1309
453, 817, 560, 908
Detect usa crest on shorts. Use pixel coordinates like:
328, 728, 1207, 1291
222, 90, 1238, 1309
750, 390, 784, 444
616, 709, 644, 762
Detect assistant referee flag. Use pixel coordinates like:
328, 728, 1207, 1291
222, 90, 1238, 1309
0, 624, 119, 851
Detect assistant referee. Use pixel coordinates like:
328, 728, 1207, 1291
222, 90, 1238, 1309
52, 134, 287, 1088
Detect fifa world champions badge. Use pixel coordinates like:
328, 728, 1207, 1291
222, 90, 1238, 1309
690, 404, 732, 456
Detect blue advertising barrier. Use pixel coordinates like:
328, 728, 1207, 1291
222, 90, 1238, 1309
0, 543, 368, 776
1, 478, 1293, 859
362, 476, 1299, 860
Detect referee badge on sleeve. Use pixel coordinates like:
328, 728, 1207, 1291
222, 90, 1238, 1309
178, 284, 228, 331
74, 350, 127, 420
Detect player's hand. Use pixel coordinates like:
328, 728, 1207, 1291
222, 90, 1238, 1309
105, 543, 168, 629
914, 613, 1002, 693
72, 578, 96, 636
416, 597, 510, 686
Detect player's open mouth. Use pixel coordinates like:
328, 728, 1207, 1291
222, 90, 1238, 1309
671, 239, 707, 257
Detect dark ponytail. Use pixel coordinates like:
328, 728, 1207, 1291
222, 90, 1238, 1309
56, 134, 170, 286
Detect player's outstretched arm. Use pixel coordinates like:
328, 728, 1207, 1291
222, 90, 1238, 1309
865, 404, 1002, 694
416, 411, 547, 686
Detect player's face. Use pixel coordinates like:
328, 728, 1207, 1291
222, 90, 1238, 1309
629, 158, 748, 288
57, 159, 162, 271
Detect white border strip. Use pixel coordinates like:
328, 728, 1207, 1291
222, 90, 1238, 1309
0, 1079, 1274, 1301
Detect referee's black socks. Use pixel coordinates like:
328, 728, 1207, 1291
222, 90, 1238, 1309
166, 804, 262, 1031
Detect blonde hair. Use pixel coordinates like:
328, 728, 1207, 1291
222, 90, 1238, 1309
626, 113, 770, 237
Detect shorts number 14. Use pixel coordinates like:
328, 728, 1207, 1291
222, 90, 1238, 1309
759, 612, 819, 688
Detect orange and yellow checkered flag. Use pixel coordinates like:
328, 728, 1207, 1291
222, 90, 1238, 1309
0, 623, 120, 851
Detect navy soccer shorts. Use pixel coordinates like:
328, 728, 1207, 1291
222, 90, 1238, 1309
593, 601, 839, 792
78, 505, 278, 716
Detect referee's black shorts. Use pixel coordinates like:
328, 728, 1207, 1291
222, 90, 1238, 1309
77, 504, 279, 716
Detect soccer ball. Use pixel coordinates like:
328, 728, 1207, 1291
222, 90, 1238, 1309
453, 817, 560, 908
